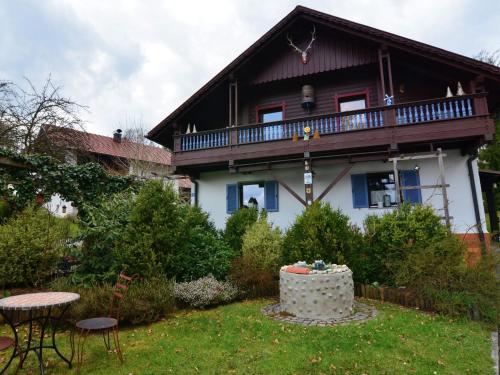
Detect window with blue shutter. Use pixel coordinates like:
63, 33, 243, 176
264, 181, 279, 212
400, 170, 422, 204
226, 184, 238, 214
351, 174, 369, 208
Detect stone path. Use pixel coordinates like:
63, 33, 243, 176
261, 301, 377, 326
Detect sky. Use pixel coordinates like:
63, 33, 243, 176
1, 0, 498, 138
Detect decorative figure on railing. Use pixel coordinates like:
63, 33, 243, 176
384, 94, 394, 105
456, 82, 465, 96
192, 124, 197, 133
313, 128, 320, 140
287, 25, 316, 64
446, 86, 453, 97
292, 132, 298, 142
185, 124, 191, 134
303, 126, 311, 141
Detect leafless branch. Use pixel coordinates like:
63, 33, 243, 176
0, 75, 89, 156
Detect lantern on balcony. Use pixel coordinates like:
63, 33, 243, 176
301, 85, 315, 112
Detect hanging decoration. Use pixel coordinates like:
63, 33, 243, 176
287, 25, 316, 64
456, 82, 465, 96
185, 124, 191, 134
192, 124, 197, 133
384, 94, 394, 105
445, 86, 453, 97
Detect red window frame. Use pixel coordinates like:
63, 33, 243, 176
255, 102, 286, 123
333, 89, 370, 112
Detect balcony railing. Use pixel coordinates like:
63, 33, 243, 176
175, 94, 483, 152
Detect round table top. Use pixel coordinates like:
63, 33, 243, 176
0, 292, 80, 311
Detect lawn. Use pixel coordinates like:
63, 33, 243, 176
1, 299, 494, 375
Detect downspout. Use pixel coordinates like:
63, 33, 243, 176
467, 152, 485, 246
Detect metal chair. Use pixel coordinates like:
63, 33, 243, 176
75, 272, 133, 372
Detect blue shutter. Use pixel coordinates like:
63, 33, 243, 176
226, 184, 238, 214
351, 174, 368, 208
400, 170, 422, 204
264, 181, 279, 212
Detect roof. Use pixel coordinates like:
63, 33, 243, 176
84, 131, 171, 165
147, 5, 500, 142
44, 125, 171, 165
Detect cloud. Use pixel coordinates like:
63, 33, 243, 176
0, 0, 498, 138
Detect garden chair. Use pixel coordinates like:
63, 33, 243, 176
74, 272, 133, 373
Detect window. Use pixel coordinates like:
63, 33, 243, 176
256, 104, 285, 141
335, 91, 369, 130
226, 181, 279, 213
338, 96, 367, 112
351, 170, 421, 208
367, 173, 397, 208
240, 182, 265, 210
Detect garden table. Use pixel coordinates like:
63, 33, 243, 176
0, 292, 80, 374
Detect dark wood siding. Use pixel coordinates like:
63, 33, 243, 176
243, 66, 379, 123
245, 25, 377, 85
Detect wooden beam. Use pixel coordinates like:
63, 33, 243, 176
0, 157, 28, 169
315, 164, 353, 203
437, 148, 451, 228
270, 172, 306, 207
400, 184, 450, 190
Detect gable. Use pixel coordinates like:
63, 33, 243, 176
246, 25, 378, 85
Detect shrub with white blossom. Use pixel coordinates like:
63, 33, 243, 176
173, 275, 240, 308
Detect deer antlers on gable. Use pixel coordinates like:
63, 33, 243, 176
287, 25, 316, 64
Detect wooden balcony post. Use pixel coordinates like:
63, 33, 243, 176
384, 107, 396, 127
173, 130, 181, 153
473, 94, 488, 116
230, 126, 238, 147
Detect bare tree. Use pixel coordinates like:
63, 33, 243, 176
0, 75, 88, 156
117, 117, 171, 179
474, 49, 500, 67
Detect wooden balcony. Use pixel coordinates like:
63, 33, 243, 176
173, 93, 494, 169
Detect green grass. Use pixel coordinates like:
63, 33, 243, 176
1, 299, 494, 374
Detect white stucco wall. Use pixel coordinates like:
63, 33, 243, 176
195, 149, 487, 234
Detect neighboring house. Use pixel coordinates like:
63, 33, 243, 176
44, 127, 190, 217
148, 6, 500, 259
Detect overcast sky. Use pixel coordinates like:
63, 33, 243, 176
1, 0, 498, 138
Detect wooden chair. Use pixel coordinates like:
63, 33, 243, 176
75, 272, 133, 372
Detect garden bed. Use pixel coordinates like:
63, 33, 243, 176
2, 299, 493, 374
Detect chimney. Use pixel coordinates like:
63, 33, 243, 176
113, 129, 122, 143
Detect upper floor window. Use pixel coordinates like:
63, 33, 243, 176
339, 96, 367, 112
257, 104, 285, 123
336, 90, 369, 112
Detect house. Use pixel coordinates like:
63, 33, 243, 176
44, 127, 191, 216
147, 6, 500, 259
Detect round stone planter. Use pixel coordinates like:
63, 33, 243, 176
279, 268, 354, 320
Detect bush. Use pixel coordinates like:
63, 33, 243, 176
74, 190, 135, 284
395, 237, 499, 322
230, 216, 283, 297
173, 275, 239, 308
282, 202, 363, 265
173, 205, 235, 281
118, 181, 183, 278
364, 203, 448, 284
0, 204, 70, 287
224, 208, 259, 254
51, 275, 176, 325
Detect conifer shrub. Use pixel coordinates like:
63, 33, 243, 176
363, 203, 448, 284
282, 202, 363, 266
230, 215, 283, 297
0, 204, 70, 287
223, 208, 259, 254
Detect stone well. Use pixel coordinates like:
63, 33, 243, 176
279, 266, 354, 320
